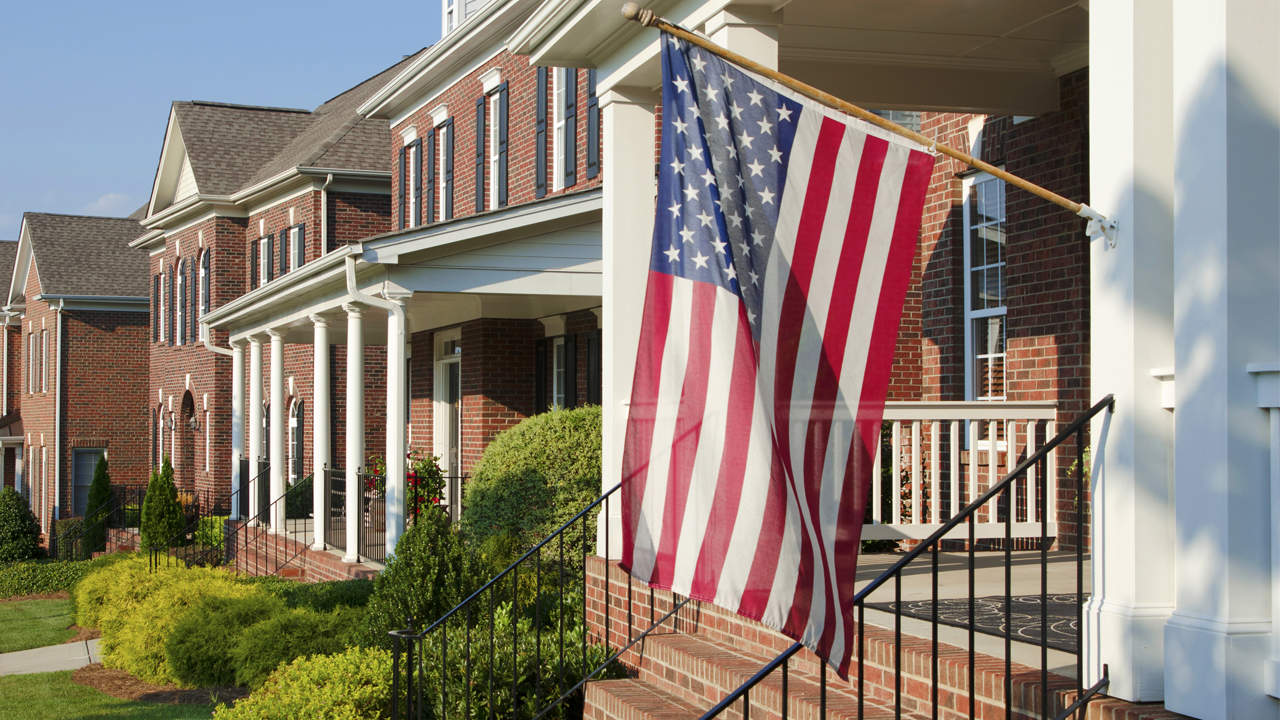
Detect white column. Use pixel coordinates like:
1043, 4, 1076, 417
247, 336, 263, 524
230, 341, 245, 519
384, 296, 409, 558
1083, 0, 1177, 702
268, 330, 285, 534
1164, 2, 1280, 716
599, 86, 658, 558
1250, 365, 1280, 700
703, 7, 779, 71
343, 303, 364, 563
311, 315, 330, 550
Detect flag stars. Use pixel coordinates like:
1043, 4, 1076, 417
664, 245, 681, 263
752, 230, 766, 246
747, 159, 765, 177
714, 114, 730, 131
673, 76, 690, 94
768, 145, 783, 164
725, 263, 737, 280
668, 202, 682, 218
701, 169, 717, 187
756, 117, 773, 135
721, 72, 735, 89
672, 117, 689, 135
690, 54, 706, 72
696, 211, 715, 228
683, 185, 699, 201
729, 102, 744, 120
737, 130, 754, 149
747, 89, 763, 106
670, 157, 685, 175
712, 238, 728, 255
679, 227, 696, 244
758, 188, 775, 205
688, 144, 704, 161
692, 252, 710, 269
777, 105, 793, 122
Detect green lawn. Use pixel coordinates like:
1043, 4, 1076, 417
0, 598, 75, 653
0, 671, 214, 719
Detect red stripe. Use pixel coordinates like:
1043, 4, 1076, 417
739, 116, 847, 621
688, 303, 759, 601
649, 281, 718, 589
735, 447, 789, 618
831, 148, 935, 676
620, 271, 676, 574
796, 134, 889, 660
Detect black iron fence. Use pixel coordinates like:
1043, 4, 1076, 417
327, 466, 347, 551
49, 484, 146, 560
357, 470, 387, 564
225, 471, 313, 576
146, 485, 239, 572
699, 396, 1116, 720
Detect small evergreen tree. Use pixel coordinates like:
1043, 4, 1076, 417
140, 457, 184, 550
0, 487, 41, 562
82, 455, 112, 555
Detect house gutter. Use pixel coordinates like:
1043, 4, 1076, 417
320, 173, 335, 254
54, 299, 63, 523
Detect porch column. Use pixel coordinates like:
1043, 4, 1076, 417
247, 336, 263, 524
384, 295, 409, 558
311, 315, 330, 550
1084, 0, 1177, 702
268, 330, 285, 534
1164, 2, 1280, 717
230, 340, 244, 519
343, 303, 364, 563
599, 85, 658, 558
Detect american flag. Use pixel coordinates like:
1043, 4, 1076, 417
619, 33, 935, 674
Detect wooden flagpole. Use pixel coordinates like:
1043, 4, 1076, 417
621, 2, 1105, 225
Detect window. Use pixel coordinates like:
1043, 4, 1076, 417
406, 142, 419, 226
198, 251, 210, 340
40, 329, 47, 392
551, 337, 567, 408
963, 173, 1007, 401
552, 68, 565, 192
443, 0, 456, 33
436, 121, 454, 221
175, 262, 186, 346
258, 236, 271, 285
159, 272, 168, 342
488, 93, 501, 210
26, 332, 33, 394
289, 226, 304, 272
153, 275, 160, 342
870, 109, 923, 134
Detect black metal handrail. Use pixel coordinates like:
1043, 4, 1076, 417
49, 484, 147, 560
147, 485, 240, 572
389, 481, 686, 720
699, 394, 1115, 720
227, 472, 313, 576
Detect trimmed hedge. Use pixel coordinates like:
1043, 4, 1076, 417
212, 647, 392, 720
461, 405, 601, 549
0, 488, 41, 562
165, 594, 287, 688
230, 606, 363, 688
250, 576, 374, 612
0, 553, 131, 598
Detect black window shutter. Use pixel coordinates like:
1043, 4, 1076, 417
564, 67, 578, 188
266, 236, 275, 282
587, 329, 601, 404
498, 82, 509, 207
412, 140, 423, 226
152, 275, 160, 342
167, 268, 174, 347
586, 69, 600, 179
398, 146, 407, 229
564, 333, 577, 407
426, 128, 436, 223
278, 229, 287, 275
250, 244, 258, 290
444, 119, 454, 220
296, 225, 305, 267
178, 264, 186, 343
202, 253, 211, 315
535, 67, 547, 198
475, 96, 486, 213
534, 338, 548, 413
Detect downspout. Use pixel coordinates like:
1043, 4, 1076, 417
2, 312, 9, 416
201, 322, 233, 357
320, 173, 335, 255
53, 300, 63, 523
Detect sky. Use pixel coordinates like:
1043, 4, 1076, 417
0, 0, 441, 240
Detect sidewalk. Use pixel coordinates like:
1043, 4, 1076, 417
0, 638, 100, 676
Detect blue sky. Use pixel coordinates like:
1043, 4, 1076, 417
0, 1, 440, 239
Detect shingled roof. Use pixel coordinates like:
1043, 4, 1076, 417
23, 213, 148, 297
172, 52, 424, 198
0, 241, 17, 288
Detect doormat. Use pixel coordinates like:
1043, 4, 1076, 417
866, 594, 1085, 653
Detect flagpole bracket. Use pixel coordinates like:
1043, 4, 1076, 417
1079, 204, 1118, 249
621, 2, 658, 27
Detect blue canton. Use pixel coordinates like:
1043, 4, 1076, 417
650, 34, 802, 338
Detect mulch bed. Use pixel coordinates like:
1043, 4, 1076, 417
0, 592, 70, 602
64, 625, 100, 643
72, 664, 249, 706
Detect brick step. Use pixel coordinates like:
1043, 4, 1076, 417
586, 679, 703, 720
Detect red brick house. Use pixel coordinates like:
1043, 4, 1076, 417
0, 240, 20, 491
3, 213, 149, 534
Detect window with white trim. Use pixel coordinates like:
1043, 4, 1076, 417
443, 0, 456, 33
26, 332, 33, 394
175, 263, 186, 346
962, 172, 1007, 401
437, 126, 447, 222
40, 329, 47, 392
551, 336, 567, 408
159, 272, 168, 342
258, 237, 271, 285
289, 226, 304, 272
198, 251, 210, 340
551, 68, 565, 192
488, 92, 501, 210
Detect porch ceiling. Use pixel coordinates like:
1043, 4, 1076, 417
519, 0, 1087, 114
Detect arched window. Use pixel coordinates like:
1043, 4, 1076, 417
198, 251, 210, 340
176, 260, 187, 346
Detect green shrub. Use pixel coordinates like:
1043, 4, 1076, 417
284, 475, 312, 519
213, 646, 392, 720
0, 553, 129, 598
252, 577, 374, 612
165, 593, 286, 688
361, 507, 480, 647
140, 457, 184, 550
74, 555, 156, 630
231, 606, 363, 688
194, 515, 228, 551
0, 488, 41, 562
83, 456, 112, 555
461, 405, 601, 549
51, 516, 89, 561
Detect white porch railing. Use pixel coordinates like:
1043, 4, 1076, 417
863, 401, 1060, 541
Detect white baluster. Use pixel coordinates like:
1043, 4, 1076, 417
891, 421, 902, 526
929, 420, 940, 523
911, 420, 922, 524
969, 419, 979, 510
987, 420, 999, 524
1026, 421, 1038, 524
871, 423, 883, 524
1045, 420, 1058, 529
950, 420, 960, 519
1007, 420, 1019, 523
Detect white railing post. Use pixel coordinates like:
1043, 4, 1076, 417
910, 420, 921, 523
891, 421, 902, 526
949, 420, 960, 519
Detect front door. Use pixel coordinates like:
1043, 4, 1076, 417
71, 449, 104, 517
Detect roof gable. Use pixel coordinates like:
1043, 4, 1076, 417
15, 213, 148, 299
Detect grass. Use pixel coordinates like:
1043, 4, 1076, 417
0, 598, 76, 653
0, 671, 213, 719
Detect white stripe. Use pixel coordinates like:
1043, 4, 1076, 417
669, 287, 743, 594
715, 379, 773, 610
630, 278, 696, 582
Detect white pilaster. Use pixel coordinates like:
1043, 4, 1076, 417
1084, 0, 1177, 701
311, 315, 330, 550
703, 7, 779, 71
247, 337, 263, 524
343, 303, 364, 563
268, 330, 285, 534
230, 341, 245, 519
599, 85, 659, 558
1164, 2, 1280, 717
1250, 364, 1280, 699
384, 295, 409, 558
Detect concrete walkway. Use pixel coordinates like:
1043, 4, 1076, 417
0, 638, 100, 676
